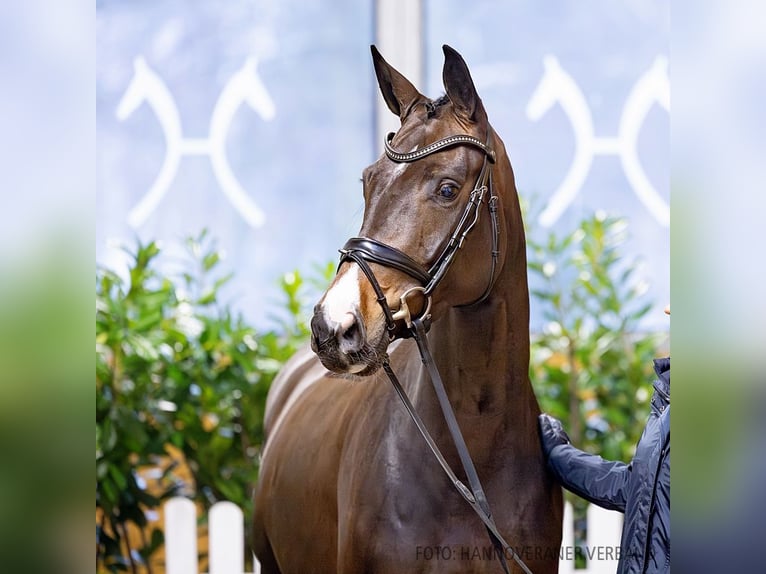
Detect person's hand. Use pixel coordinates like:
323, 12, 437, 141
538, 413, 571, 456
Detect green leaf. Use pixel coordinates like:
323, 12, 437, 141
203, 251, 220, 271
147, 529, 165, 555
129, 309, 163, 332
214, 478, 243, 502
125, 333, 160, 361
101, 418, 117, 452
214, 272, 234, 290
108, 465, 128, 491
198, 289, 217, 305
100, 477, 119, 506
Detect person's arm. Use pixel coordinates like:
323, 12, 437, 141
539, 414, 630, 512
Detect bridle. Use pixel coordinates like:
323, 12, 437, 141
335, 129, 534, 574
339, 130, 500, 337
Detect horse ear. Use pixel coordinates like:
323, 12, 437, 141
371, 45, 423, 120
442, 45, 485, 122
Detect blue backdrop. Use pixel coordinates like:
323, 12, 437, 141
97, 0, 668, 331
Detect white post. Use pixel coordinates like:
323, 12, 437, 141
374, 0, 424, 152
165, 497, 199, 574
558, 501, 575, 574
586, 504, 623, 574
209, 501, 245, 574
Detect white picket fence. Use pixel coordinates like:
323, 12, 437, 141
559, 500, 623, 574
164, 497, 622, 573
164, 498, 258, 574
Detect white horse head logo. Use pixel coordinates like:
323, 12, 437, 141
526, 55, 670, 227
116, 56, 276, 228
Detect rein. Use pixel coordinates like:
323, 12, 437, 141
337, 130, 533, 574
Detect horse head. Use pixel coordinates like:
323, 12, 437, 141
310, 45, 517, 376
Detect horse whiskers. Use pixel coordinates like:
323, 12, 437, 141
369, 367, 389, 386
315, 338, 388, 379
327, 371, 363, 382
353, 343, 387, 365
331, 341, 389, 379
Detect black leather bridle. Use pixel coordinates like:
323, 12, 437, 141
339, 130, 500, 337
336, 130, 533, 574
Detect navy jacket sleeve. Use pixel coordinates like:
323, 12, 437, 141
546, 443, 630, 512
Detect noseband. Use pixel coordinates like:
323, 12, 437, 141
339, 130, 500, 337
334, 129, 533, 574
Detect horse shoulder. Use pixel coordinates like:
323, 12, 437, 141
263, 344, 323, 437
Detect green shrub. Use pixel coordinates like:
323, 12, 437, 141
527, 211, 666, 461
526, 210, 667, 566
96, 231, 331, 572
96, 211, 667, 571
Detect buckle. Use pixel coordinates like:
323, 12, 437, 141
391, 286, 432, 328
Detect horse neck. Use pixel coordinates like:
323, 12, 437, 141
426, 163, 532, 418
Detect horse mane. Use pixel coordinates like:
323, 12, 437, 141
425, 94, 450, 118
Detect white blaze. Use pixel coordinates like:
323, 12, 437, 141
389, 145, 417, 177
323, 266, 361, 324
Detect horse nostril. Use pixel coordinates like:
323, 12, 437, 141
338, 313, 365, 353
311, 308, 366, 355
310, 310, 333, 347
339, 311, 355, 333
341, 321, 358, 341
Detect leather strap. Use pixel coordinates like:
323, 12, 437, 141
424, 159, 493, 299
385, 132, 496, 164
338, 249, 400, 335
341, 237, 431, 286
412, 318, 529, 574
382, 360, 478, 504
381, 319, 533, 574
467, 172, 500, 307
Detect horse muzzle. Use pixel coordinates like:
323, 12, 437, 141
310, 254, 431, 375
310, 307, 365, 354
309, 306, 383, 375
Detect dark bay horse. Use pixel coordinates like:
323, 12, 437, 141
253, 45, 562, 573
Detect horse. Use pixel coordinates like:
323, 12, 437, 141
252, 45, 563, 573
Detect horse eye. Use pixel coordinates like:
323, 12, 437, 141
438, 184, 458, 200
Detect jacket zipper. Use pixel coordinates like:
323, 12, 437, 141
640, 442, 669, 572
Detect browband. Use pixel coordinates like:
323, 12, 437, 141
384, 132, 496, 164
